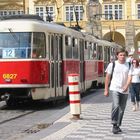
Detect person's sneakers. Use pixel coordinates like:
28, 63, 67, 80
112, 125, 122, 134
117, 126, 122, 132
132, 105, 136, 111
136, 102, 139, 111
112, 125, 119, 134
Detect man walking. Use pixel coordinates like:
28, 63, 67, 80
104, 48, 132, 134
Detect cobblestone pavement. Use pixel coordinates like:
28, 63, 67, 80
24, 89, 140, 140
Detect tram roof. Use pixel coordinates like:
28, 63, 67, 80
0, 15, 100, 42
96, 39, 121, 48
0, 15, 85, 38
0, 15, 122, 48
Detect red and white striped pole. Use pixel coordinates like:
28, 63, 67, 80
68, 73, 81, 120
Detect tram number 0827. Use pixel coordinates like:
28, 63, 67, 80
3, 74, 17, 79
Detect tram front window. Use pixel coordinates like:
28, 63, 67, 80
0, 32, 46, 59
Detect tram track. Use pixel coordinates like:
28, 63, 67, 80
0, 110, 35, 125
0, 100, 46, 126
0, 100, 69, 140
0, 89, 101, 140
0, 99, 68, 126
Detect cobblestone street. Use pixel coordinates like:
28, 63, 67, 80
22, 89, 140, 140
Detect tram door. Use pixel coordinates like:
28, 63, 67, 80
79, 39, 85, 92
50, 34, 63, 97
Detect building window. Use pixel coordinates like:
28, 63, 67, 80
137, 4, 140, 19
114, 4, 122, 19
65, 5, 84, 21
46, 6, 54, 21
0, 10, 23, 16
104, 5, 113, 20
35, 6, 54, 22
104, 4, 123, 20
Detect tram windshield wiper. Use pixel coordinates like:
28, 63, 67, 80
8, 28, 19, 44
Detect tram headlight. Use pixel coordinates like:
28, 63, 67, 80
5, 79, 12, 83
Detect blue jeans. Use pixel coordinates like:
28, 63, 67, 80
110, 91, 128, 126
130, 83, 140, 103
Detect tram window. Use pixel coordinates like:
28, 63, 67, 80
58, 35, 63, 60
104, 46, 108, 61
65, 35, 72, 58
32, 32, 46, 58
111, 48, 115, 58
98, 45, 103, 60
48, 35, 51, 59
107, 47, 111, 62
84, 41, 88, 60
91, 43, 97, 60
54, 36, 58, 60
65, 36, 71, 46
85, 41, 88, 49
72, 38, 78, 59
87, 42, 91, 60
65, 36, 68, 46
51, 35, 54, 59
89, 42, 93, 59
0, 32, 31, 59
79, 39, 84, 60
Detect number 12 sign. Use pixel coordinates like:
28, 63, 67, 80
2, 48, 15, 58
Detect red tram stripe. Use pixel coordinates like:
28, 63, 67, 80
68, 74, 79, 76
68, 82, 79, 85
69, 91, 80, 94
69, 100, 80, 104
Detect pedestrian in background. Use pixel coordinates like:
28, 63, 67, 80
130, 59, 140, 111
104, 48, 132, 134
126, 51, 133, 63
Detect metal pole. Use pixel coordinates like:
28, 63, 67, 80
112, 19, 115, 41
23, 0, 25, 14
73, 3, 80, 28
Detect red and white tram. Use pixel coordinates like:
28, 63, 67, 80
0, 15, 120, 105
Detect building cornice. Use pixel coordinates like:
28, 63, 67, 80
34, 0, 56, 4
0, 2, 22, 9
63, 0, 86, 2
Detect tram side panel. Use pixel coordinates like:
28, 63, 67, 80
62, 60, 80, 95
0, 61, 49, 84
97, 45, 104, 85
0, 60, 50, 98
62, 35, 80, 97
84, 60, 98, 89
83, 41, 98, 89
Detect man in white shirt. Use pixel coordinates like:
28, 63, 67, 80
104, 48, 132, 134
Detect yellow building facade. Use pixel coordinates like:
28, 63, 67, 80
100, 0, 140, 57
0, 0, 140, 57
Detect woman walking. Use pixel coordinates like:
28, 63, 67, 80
130, 59, 140, 111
